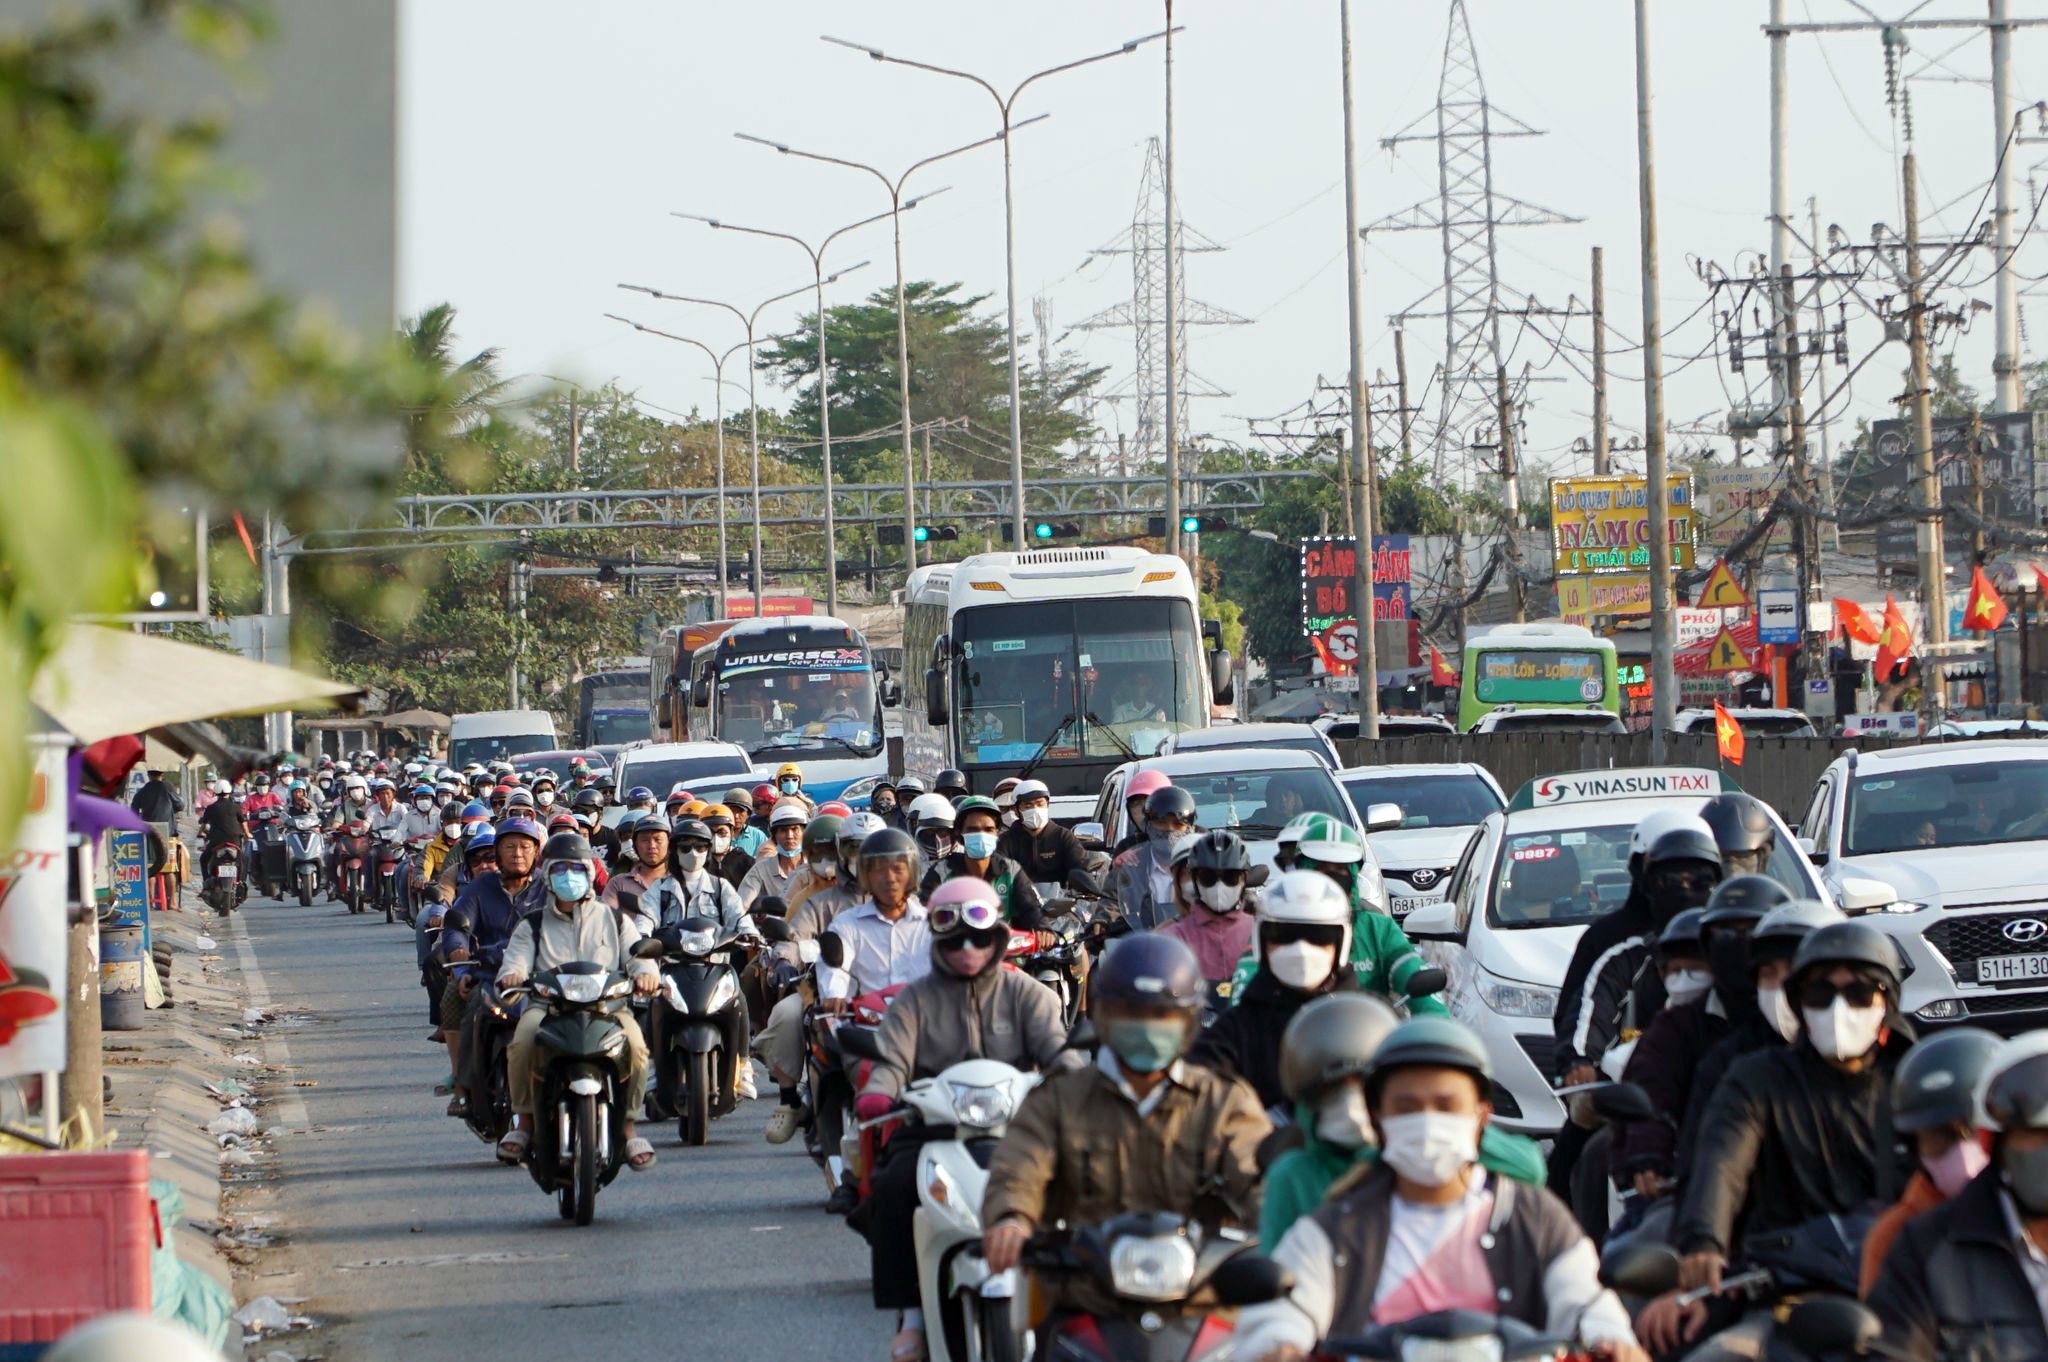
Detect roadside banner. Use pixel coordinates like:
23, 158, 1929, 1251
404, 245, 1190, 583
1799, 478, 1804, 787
1549, 475, 1696, 576
0, 736, 69, 1076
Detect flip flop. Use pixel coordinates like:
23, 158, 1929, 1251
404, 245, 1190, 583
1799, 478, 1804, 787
888, 1326, 927, 1362
624, 1136, 656, 1170
495, 1128, 529, 1163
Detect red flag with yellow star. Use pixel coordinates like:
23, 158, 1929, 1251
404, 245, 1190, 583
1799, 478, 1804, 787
1428, 644, 1459, 687
1874, 595, 1914, 680
1833, 597, 1881, 645
1713, 700, 1745, 768
1963, 565, 2010, 632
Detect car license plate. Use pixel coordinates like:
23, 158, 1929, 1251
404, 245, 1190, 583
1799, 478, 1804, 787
1980, 953, 2048, 983
216, 865, 238, 880
1390, 895, 1434, 917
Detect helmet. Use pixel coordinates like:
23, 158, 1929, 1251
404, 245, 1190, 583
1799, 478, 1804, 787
1011, 778, 1050, 805
1630, 809, 1714, 867
571, 787, 603, 813
1700, 792, 1777, 859
1656, 907, 1708, 958
547, 812, 579, 833
633, 812, 672, 838
1790, 919, 1903, 995
595, 773, 616, 792
1169, 832, 1203, 868
370, 777, 395, 793
1700, 874, 1792, 930
724, 786, 755, 812
626, 785, 655, 805
495, 815, 545, 848
1143, 785, 1198, 826
671, 817, 712, 847
439, 800, 468, 824
1364, 1015, 1493, 1103
1751, 898, 1843, 963
1189, 828, 1250, 872
775, 762, 803, 782
701, 802, 733, 828
1258, 868, 1355, 965
839, 811, 885, 866
504, 788, 537, 811
540, 829, 593, 866
1644, 826, 1722, 872
895, 775, 927, 798
1125, 770, 1171, 804
681, 800, 708, 819
214, 778, 233, 796
908, 793, 956, 829
1279, 992, 1403, 1106
461, 799, 490, 821
1094, 932, 1204, 1010
1294, 812, 1367, 867
953, 795, 1002, 825
1983, 1032, 2048, 1131
1893, 1027, 2001, 1132
769, 800, 809, 830
935, 768, 969, 796
803, 814, 845, 856
817, 801, 852, 819
753, 783, 779, 807
992, 778, 1020, 810
531, 771, 557, 790
462, 825, 497, 859
926, 877, 1007, 977
858, 826, 919, 869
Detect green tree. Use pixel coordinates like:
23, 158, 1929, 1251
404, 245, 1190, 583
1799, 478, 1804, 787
397, 303, 511, 493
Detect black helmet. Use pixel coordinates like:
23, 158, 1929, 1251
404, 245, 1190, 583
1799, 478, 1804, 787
1279, 993, 1402, 1106
1984, 1036, 2048, 1131
1364, 1015, 1492, 1104
934, 768, 969, 797
1189, 828, 1249, 873
1893, 1027, 2000, 1133
595, 773, 617, 792
859, 826, 918, 864
1645, 826, 1723, 872
541, 830, 593, 864
1701, 792, 1777, 859
632, 812, 672, 837
1790, 919, 1903, 995
572, 787, 604, 812
1094, 932, 1204, 1010
1700, 874, 1792, 930
1750, 899, 1843, 965
1657, 907, 1708, 959
438, 800, 467, 823
670, 817, 712, 847
1143, 785, 1199, 825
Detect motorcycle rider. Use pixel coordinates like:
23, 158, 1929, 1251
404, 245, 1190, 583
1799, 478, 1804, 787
599, 812, 669, 928
1109, 783, 1197, 929
850, 877, 1078, 1359
415, 800, 467, 896
492, 831, 659, 1169
1871, 1032, 2048, 1362
242, 771, 284, 821
1159, 828, 1257, 993
996, 778, 1094, 888
442, 816, 548, 1119
907, 793, 956, 862
932, 767, 969, 802
1113, 769, 1172, 855
867, 777, 904, 830
1858, 1027, 2000, 1295
367, 778, 408, 838
718, 786, 762, 856
700, 803, 751, 887
785, 814, 846, 921
1236, 1016, 1643, 1362
918, 795, 1043, 926
772, 761, 816, 813
197, 778, 247, 881
530, 771, 559, 813
1698, 791, 1777, 879
980, 932, 1269, 1318
740, 800, 811, 909
644, 817, 751, 933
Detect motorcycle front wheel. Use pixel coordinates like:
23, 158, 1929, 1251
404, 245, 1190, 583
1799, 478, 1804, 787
297, 875, 313, 908
972, 1296, 1023, 1362
681, 1049, 713, 1146
572, 1093, 599, 1226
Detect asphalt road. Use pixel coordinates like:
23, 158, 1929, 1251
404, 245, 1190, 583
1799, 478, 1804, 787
230, 888, 892, 1361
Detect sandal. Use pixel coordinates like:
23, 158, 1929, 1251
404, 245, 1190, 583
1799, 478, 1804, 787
624, 1136, 656, 1170
445, 1095, 468, 1117
888, 1325, 927, 1362
495, 1127, 529, 1163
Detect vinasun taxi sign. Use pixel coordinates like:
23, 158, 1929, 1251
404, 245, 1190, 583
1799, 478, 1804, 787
1551, 476, 1698, 576
1508, 765, 1735, 811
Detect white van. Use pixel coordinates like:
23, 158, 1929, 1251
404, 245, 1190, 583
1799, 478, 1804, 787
449, 710, 559, 768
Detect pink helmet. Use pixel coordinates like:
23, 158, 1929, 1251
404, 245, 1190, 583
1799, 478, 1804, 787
1125, 769, 1172, 803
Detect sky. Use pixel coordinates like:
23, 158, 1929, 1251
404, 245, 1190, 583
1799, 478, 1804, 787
397, 0, 2047, 487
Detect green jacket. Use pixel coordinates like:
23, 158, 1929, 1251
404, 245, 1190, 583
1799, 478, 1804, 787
1227, 901, 1447, 1016
1259, 1116, 1549, 1247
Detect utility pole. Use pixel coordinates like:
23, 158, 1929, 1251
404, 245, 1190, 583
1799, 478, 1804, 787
1905, 151, 1950, 720
507, 557, 526, 708
1496, 367, 1525, 624
1767, 0, 1792, 461
568, 389, 581, 475
1781, 265, 1823, 682
1393, 329, 1415, 465
1591, 245, 1611, 476
1162, 0, 1182, 559
1969, 410, 1988, 564
1635, 0, 1677, 757
1807, 196, 1841, 551
1341, 0, 1380, 736
1993, 0, 2022, 414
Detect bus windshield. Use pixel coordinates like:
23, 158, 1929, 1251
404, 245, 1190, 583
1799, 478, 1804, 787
715, 647, 882, 762
954, 598, 1204, 768
1472, 649, 1609, 706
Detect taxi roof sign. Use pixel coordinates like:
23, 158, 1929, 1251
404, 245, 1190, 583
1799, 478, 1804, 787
1507, 766, 1736, 811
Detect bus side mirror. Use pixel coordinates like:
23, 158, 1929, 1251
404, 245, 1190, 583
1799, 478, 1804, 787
925, 670, 948, 726
691, 677, 710, 709
1209, 648, 1235, 705
880, 678, 902, 708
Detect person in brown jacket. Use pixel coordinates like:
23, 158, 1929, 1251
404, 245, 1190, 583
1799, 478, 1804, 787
981, 931, 1269, 1321
1858, 1027, 1999, 1295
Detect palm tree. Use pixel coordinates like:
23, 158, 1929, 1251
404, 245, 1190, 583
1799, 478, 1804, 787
397, 303, 510, 490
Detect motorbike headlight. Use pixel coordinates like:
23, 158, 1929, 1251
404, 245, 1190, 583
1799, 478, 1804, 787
1477, 970, 1558, 1020
949, 1081, 1014, 1131
1400, 1339, 1503, 1362
680, 927, 718, 956
705, 971, 740, 1013
1107, 1232, 1197, 1302
556, 973, 604, 1004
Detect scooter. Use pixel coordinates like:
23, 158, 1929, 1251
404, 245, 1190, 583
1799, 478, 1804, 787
373, 826, 406, 923
1600, 1235, 1887, 1362
249, 807, 289, 899
459, 963, 522, 1150
839, 1028, 1041, 1362
515, 954, 645, 1226
1322, 1309, 1585, 1361
647, 913, 754, 1145
286, 813, 326, 907
1020, 1214, 1291, 1362
202, 840, 246, 916
332, 819, 372, 914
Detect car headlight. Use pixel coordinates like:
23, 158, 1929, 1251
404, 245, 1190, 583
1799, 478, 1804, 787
1401, 1338, 1503, 1362
680, 927, 718, 956
556, 973, 604, 1004
1108, 1232, 1197, 1302
950, 1081, 1014, 1130
1477, 971, 1558, 1019
840, 775, 883, 804
1884, 900, 1930, 915
706, 971, 740, 1013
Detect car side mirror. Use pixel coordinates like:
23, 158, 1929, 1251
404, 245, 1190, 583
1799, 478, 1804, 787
1208, 1252, 1293, 1307
1600, 1241, 1681, 1297
755, 915, 795, 943
691, 677, 710, 709
818, 932, 847, 969
880, 678, 902, 708
925, 669, 948, 727
836, 1025, 885, 1063
1837, 877, 1897, 915
1073, 821, 1105, 848
1404, 966, 1447, 998
1589, 1081, 1658, 1124
1365, 802, 1403, 833
1401, 898, 1461, 943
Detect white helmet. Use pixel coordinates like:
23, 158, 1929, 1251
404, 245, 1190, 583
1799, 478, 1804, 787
768, 799, 809, 830
907, 792, 955, 830
1629, 809, 1714, 863
1256, 868, 1355, 965
214, 778, 233, 796
343, 774, 369, 796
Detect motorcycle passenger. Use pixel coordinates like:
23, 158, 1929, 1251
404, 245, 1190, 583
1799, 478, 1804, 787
600, 812, 669, 929
725, 786, 766, 856
1113, 769, 1171, 855
1858, 1027, 2000, 1295
997, 777, 1095, 890
402, 783, 439, 840
1698, 791, 1777, 879
919, 795, 1043, 927
980, 932, 1269, 1317
905, 792, 955, 851
1259, 995, 1548, 1246
738, 800, 809, 909
787, 812, 877, 942
932, 767, 969, 803
492, 831, 658, 1169
197, 778, 247, 876
1109, 782, 1197, 929
1871, 1032, 2048, 1362
785, 814, 846, 921
866, 777, 903, 830
367, 779, 408, 840
443, 816, 548, 1119
850, 878, 1078, 1358
700, 803, 751, 887
530, 771, 558, 813
1159, 828, 1257, 993
991, 776, 1020, 827
1236, 1017, 1643, 1362
415, 801, 467, 896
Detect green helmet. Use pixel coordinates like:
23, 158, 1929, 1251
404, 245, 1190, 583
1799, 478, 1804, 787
1277, 811, 1321, 851
1295, 811, 1367, 866
803, 813, 845, 856
953, 795, 1001, 825
1364, 1015, 1492, 1104
1279, 992, 1402, 1106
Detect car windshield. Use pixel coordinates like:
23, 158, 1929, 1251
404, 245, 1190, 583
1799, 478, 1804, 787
449, 732, 553, 766
1343, 772, 1502, 829
1729, 714, 1814, 737
715, 655, 881, 761
1844, 762, 2048, 854
618, 754, 753, 798
1491, 815, 1815, 927
1166, 766, 1349, 837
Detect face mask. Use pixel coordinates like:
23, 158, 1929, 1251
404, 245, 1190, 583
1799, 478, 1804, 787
676, 848, 707, 875
1268, 940, 1337, 991
1927, 1135, 1990, 1198
1314, 1084, 1374, 1150
1708, 934, 1752, 1001
1758, 984, 1799, 1041
1148, 824, 1175, 851
1662, 968, 1714, 1008
2005, 1143, 2048, 1216
873, 797, 896, 814
780, 778, 800, 795
921, 837, 954, 860
962, 831, 998, 860
1378, 1111, 1481, 1187
443, 822, 461, 840
414, 798, 433, 812
547, 866, 591, 902
776, 837, 802, 861
536, 790, 554, 808
939, 939, 997, 977
1102, 1017, 1185, 1074
1198, 881, 1241, 915
809, 856, 835, 879
711, 833, 732, 855
1020, 806, 1050, 832
1803, 998, 1886, 1062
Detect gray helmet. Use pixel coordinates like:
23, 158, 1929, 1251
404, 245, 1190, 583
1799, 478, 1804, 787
631, 811, 671, 838
1656, 907, 1708, 959
1645, 826, 1722, 872
1893, 1027, 2000, 1133
1279, 992, 1402, 1107
1094, 931, 1204, 1011
1701, 792, 1777, 858
1700, 874, 1792, 931
1750, 898, 1843, 966
1364, 1015, 1492, 1104
1983, 1033, 2048, 1131
1790, 919, 1903, 995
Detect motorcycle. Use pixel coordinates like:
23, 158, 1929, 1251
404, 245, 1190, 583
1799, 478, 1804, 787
249, 807, 289, 899
1600, 1237, 1887, 1362
798, 930, 902, 1197
1020, 1214, 1291, 1362
1322, 1310, 1583, 1361
1022, 868, 1105, 1028
647, 913, 755, 1145
373, 826, 406, 923
285, 812, 326, 907
332, 819, 372, 914
202, 840, 246, 916
838, 1026, 1041, 1362
512, 953, 646, 1225
459, 964, 523, 1151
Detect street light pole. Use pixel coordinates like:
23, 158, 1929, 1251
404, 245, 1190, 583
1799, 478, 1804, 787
1340, 0, 1380, 740
674, 210, 899, 616
734, 125, 1035, 573
823, 28, 1174, 551
620, 264, 868, 617
602, 315, 749, 618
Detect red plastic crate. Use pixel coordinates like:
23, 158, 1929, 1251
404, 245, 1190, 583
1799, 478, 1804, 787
0, 1151, 155, 1349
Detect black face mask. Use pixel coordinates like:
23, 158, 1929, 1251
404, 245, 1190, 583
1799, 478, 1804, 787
1706, 927, 1755, 1014
1646, 864, 1719, 926
2005, 1143, 2048, 1216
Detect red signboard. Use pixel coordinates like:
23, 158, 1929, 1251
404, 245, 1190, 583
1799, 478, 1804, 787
724, 596, 815, 620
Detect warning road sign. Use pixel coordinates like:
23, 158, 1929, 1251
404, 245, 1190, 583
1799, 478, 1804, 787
1706, 627, 1753, 673
1695, 561, 1749, 610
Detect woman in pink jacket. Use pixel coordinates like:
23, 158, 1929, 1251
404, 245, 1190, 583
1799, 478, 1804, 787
1158, 830, 1258, 1003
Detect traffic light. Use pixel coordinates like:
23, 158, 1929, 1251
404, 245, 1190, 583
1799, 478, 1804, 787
1146, 514, 1230, 536
1031, 521, 1083, 541
879, 524, 959, 547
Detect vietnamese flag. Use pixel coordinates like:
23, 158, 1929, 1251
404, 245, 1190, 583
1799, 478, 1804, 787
1963, 565, 2010, 633
1713, 700, 1745, 768
1874, 595, 1915, 680
1428, 644, 1459, 687
1833, 597, 1881, 645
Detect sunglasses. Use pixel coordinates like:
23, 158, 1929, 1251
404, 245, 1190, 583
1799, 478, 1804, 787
1796, 976, 1887, 1010
938, 926, 1008, 953
1193, 867, 1245, 889
931, 898, 1004, 936
1650, 867, 1718, 893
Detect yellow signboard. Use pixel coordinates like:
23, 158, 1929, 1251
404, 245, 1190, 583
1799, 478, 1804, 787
1557, 573, 1650, 623
1705, 628, 1753, 673
1695, 560, 1750, 610
1551, 476, 1697, 576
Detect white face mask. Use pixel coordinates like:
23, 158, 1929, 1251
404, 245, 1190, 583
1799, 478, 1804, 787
1019, 806, 1050, 832
1314, 1083, 1374, 1150
1758, 984, 1800, 1042
1267, 940, 1337, 991
1198, 881, 1241, 915
676, 848, 706, 875
536, 790, 554, 808
1804, 997, 1887, 1062
442, 822, 461, 840
1662, 968, 1714, 1008
1377, 1110, 1481, 1188
711, 833, 732, 855
809, 856, 835, 879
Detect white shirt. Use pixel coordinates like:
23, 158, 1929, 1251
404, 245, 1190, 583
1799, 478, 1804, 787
820, 898, 931, 1000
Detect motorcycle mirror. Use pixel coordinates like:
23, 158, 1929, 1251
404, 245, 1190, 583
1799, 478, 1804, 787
755, 915, 795, 943
818, 933, 847, 969
1067, 868, 1104, 897
836, 1026, 885, 1064
1782, 1298, 1882, 1357
1589, 1081, 1658, 1125
630, 938, 665, 960
615, 891, 641, 918
1404, 966, 1447, 998
1245, 864, 1270, 889
1599, 1241, 1681, 1297
441, 908, 473, 935
755, 894, 789, 919
1208, 1252, 1293, 1307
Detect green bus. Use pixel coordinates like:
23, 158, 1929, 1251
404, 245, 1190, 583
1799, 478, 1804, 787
1457, 623, 1621, 732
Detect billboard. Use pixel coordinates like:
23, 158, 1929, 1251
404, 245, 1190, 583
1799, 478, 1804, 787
1699, 464, 1793, 550
1300, 535, 1413, 637
1870, 412, 2046, 566
1550, 476, 1697, 576
1557, 573, 1650, 621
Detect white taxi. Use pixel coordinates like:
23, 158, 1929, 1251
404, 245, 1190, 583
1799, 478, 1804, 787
1401, 766, 1828, 1135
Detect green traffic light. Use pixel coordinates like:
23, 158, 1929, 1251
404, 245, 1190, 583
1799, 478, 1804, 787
1181, 515, 1201, 534
913, 525, 930, 543
1033, 522, 1054, 540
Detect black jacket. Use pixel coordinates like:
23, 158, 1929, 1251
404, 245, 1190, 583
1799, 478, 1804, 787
1675, 1013, 1780, 1177
1552, 886, 1662, 1078
1872, 1167, 2048, 1362
1675, 1036, 1908, 1257
715, 847, 752, 890
131, 778, 182, 826
999, 821, 1091, 889
1189, 967, 1345, 1111
1613, 992, 1733, 1176
198, 799, 246, 849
